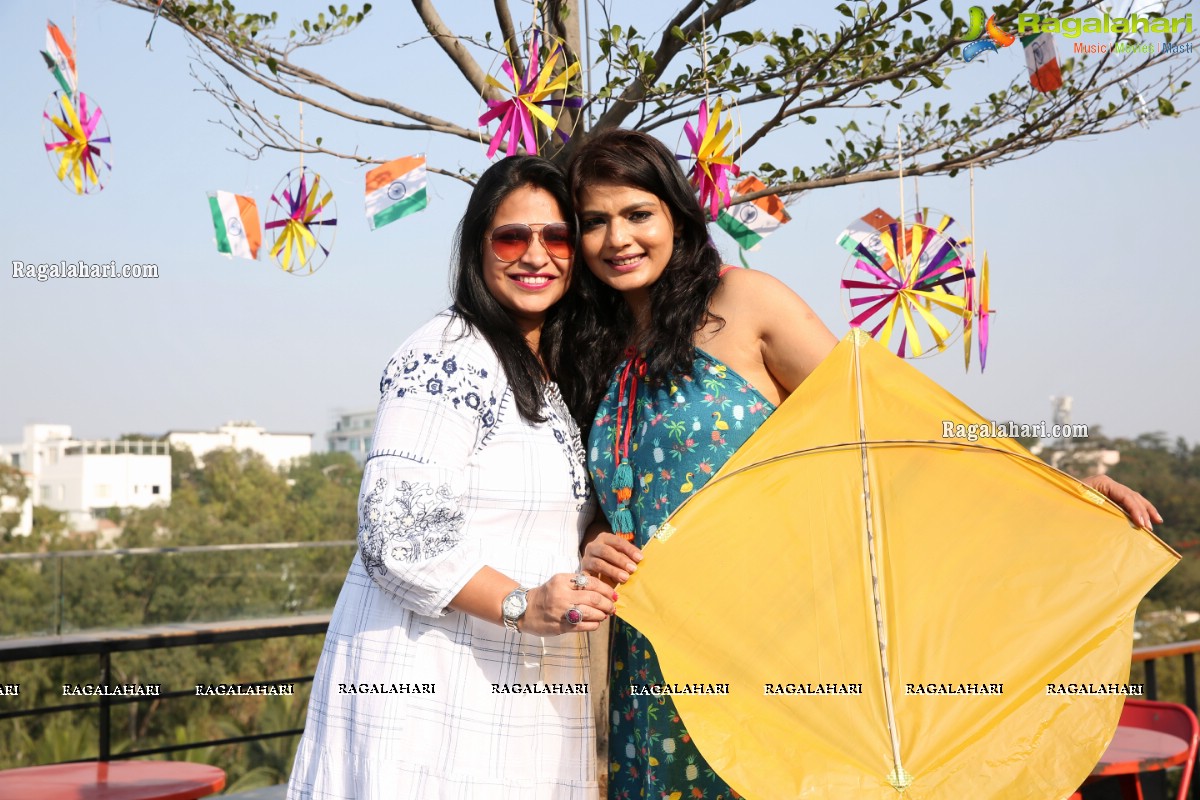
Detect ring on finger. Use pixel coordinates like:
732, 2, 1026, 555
565, 606, 583, 625
571, 573, 589, 589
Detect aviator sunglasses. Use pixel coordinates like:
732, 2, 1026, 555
486, 223, 574, 262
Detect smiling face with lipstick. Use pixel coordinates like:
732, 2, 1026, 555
481, 186, 574, 348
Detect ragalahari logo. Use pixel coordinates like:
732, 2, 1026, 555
962, 6, 1017, 62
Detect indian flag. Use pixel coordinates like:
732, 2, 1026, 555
1021, 33, 1063, 93
836, 208, 897, 258
365, 155, 427, 231
715, 176, 790, 251
41, 20, 77, 98
208, 191, 262, 260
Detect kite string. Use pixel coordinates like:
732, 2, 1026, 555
299, 101, 305, 171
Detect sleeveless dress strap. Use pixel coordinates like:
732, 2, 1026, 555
718, 264, 738, 278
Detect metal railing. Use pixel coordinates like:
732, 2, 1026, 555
1134, 637, 1200, 714
0, 615, 329, 761
0, 541, 355, 637
1, 619, 1196, 792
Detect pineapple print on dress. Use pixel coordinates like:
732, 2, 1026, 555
588, 348, 771, 800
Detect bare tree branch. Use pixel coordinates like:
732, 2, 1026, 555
411, 0, 494, 99
593, 0, 753, 132
103, 0, 1197, 200
494, 0, 525, 79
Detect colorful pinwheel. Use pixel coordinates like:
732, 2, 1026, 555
43, 91, 111, 195
265, 168, 338, 275
681, 98, 740, 220
840, 219, 973, 358
976, 252, 993, 370
962, 262, 976, 371
478, 30, 581, 158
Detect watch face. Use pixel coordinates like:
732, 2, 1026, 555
502, 591, 527, 618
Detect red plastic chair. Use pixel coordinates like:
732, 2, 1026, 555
1071, 698, 1199, 800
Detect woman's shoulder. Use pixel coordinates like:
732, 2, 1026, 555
716, 265, 789, 294
392, 311, 502, 372
379, 311, 507, 398
714, 267, 820, 319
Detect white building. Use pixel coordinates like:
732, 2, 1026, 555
326, 409, 375, 465
166, 421, 312, 469
0, 424, 171, 535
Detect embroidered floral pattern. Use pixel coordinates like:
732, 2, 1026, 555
360, 477, 466, 575
589, 350, 770, 800
544, 383, 592, 502
380, 349, 498, 428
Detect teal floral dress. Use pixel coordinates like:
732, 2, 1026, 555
587, 349, 775, 800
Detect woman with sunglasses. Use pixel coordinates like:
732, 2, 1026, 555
288, 156, 613, 800
557, 128, 1164, 800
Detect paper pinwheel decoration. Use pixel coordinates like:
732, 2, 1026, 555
962, 262, 976, 371
478, 29, 581, 158
840, 216, 972, 358
43, 91, 112, 195
681, 98, 741, 220
617, 330, 1178, 799
959, 248, 994, 372
265, 168, 338, 275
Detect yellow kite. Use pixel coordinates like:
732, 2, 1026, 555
616, 329, 1178, 799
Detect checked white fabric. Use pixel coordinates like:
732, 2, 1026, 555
287, 313, 597, 800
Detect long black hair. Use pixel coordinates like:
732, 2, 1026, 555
451, 155, 575, 424
558, 128, 724, 427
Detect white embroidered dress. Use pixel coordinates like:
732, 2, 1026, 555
288, 313, 597, 800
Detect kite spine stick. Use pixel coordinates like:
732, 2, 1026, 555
852, 335, 908, 792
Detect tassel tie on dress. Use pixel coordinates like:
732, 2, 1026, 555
611, 350, 646, 541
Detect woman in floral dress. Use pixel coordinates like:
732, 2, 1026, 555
558, 129, 1163, 800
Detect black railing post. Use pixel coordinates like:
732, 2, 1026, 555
1185, 653, 1196, 716
1144, 659, 1158, 701
98, 650, 111, 761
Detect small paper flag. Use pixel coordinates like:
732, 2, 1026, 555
716, 176, 790, 251
1021, 33, 1063, 92
365, 155, 428, 231
208, 191, 262, 260
41, 20, 77, 98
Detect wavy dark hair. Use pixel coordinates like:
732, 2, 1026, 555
451, 155, 575, 424
558, 127, 723, 427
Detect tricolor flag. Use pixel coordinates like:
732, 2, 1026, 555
835, 208, 897, 260
41, 20, 77, 98
208, 191, 262, 260
1021, 33, 1063, 93
715, 176, 790, 251
365, 155, 427, 231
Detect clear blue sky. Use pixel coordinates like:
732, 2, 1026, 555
1, 1, 1198, 448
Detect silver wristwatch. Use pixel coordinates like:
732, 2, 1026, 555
501, 587, 529, 632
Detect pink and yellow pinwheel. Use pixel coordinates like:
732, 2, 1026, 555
961, 251, 994, 372
976, 252, 993, 370
265, 168, 338, 275
840, 218, 973, 358
478, 30, 581, 158
43, 91, 112, 195
682, 98, 740, 219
